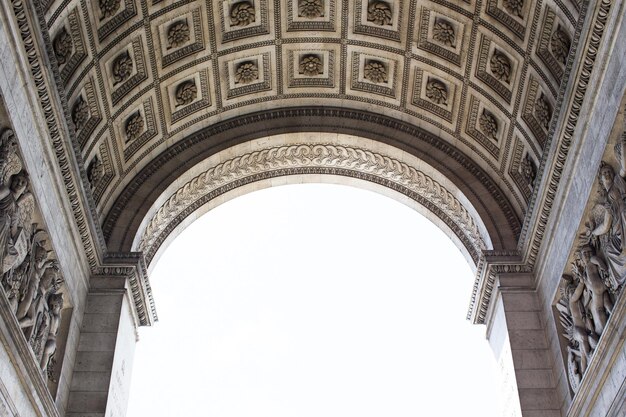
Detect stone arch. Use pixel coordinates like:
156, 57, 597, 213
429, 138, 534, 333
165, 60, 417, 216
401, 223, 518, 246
103, 108, 522, 263
104, 130, 523, 277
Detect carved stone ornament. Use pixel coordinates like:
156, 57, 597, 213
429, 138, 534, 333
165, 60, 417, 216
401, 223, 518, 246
0, 129, 66, 380
167, 20, 191, 49
230, 2, 256, 27
489, 49, 512, 84
503, 0, 523, 18
521, 153, 536, 186
52, 27, 72, 66
299, 55, 323, 76
175, 80, 198, 106
125, 111, 144, 141
234, 61, 259, 84
367, 1, 392, 26
112, 51, 133, 86
580, 160, 626, 291
535, 94, 552, 130
87, 155, 104, 189
99, 0, 121, 20
425, 79, 448, 105
71, 96, 89, 132
139, 143, 487, 263
550, 26, 571, 65
432, 19, 455, 48
479, 110, 498, 140
298, 0, 324, 18
363, 60, 388, 84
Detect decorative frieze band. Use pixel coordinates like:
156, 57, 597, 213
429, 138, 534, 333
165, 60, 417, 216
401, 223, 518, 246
137, 143, 489, 266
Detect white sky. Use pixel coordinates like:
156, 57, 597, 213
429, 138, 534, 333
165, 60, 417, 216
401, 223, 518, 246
127, 183, 504, 417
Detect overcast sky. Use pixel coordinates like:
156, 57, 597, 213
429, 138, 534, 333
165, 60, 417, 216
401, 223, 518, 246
127, 183, 505, 417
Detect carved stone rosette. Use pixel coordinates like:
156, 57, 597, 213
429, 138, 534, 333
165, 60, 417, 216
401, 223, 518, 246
0, 129, 67, 386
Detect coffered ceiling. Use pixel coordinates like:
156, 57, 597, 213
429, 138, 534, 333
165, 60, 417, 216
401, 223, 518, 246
41, 0, 582, 249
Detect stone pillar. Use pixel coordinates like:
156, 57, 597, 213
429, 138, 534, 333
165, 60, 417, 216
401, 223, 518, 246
67, 276, 137, 417
488, 272, 561, 417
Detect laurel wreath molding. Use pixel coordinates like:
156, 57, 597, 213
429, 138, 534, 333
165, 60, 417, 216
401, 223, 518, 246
137, 144, 489, 265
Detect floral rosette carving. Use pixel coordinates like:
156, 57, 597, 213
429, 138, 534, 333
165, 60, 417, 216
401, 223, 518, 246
235, 61, 259, 84
167, 20, 190, 49
299, 55, 323, 76
503, 0, 523, 17
521, 153, 536, 186
298, 0, 324, 18
363, 60, 388, 84
230, 2, 256, 27
112, 51, 133, 86
125, 112, 144, 141
87, 156, 104, 188
53, 27, 72, 66
175, 80, 198, 106
479, 110, 498, 140
99, 0, 121, 20
432, 20, 455, 47
550, 27, 571, 65
425, 79, 448, 105
367, 1, 392, 26
490, 50, 512, 84
535, 95, 552, 130
71, 96, 89, 132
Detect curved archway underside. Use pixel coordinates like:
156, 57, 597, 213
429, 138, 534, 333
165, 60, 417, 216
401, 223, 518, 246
40, 0, 582, 253
132, 137, 494, 269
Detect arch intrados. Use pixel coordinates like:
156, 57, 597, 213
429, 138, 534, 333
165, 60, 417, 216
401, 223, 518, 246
142, 177, 481, 274
103, 108, 521, 255
124, 134, 505, 276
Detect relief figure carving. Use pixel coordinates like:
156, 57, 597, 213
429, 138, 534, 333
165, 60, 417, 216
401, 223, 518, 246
581, 161, 626, 290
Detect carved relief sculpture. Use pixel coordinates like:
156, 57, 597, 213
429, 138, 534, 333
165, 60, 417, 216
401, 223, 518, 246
299, 55, 323, 76
535, 94, 552, 130
167, 20, 190, 49
559, 142, 626, 391
40, 293, 63, 373
432, 19, 456, 47
425, 79, 448, 105
87, 156, 104, 189
0, 129, 66, 380
490, 49, 512, 83
521, 153, 537, 187
99, 0, 121, 20
235, 61, 259, 84
125, 112, 144, 141
367, 1, 392, 26
298, 0, 324, 18
479, 110, 498, 140
175, 80, 197, 106
230, 2, 256, 27
503, 0, 523, 18
363, 60, 388, 84
71, 96, 89, 132
550, 26, 571, 65
112, 51, 133, 86
557, 275, 596, 392
52, 27, 72, 66
582, 160, 626, 290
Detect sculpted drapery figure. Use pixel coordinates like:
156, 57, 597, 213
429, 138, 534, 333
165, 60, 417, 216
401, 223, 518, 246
559, 141, 626, 392
583, 158, 626, 289
557, 274, 596, 392
0, 129, 66, 379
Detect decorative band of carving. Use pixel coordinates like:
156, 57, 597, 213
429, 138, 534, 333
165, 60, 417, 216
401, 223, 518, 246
137, 144, 488, 265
